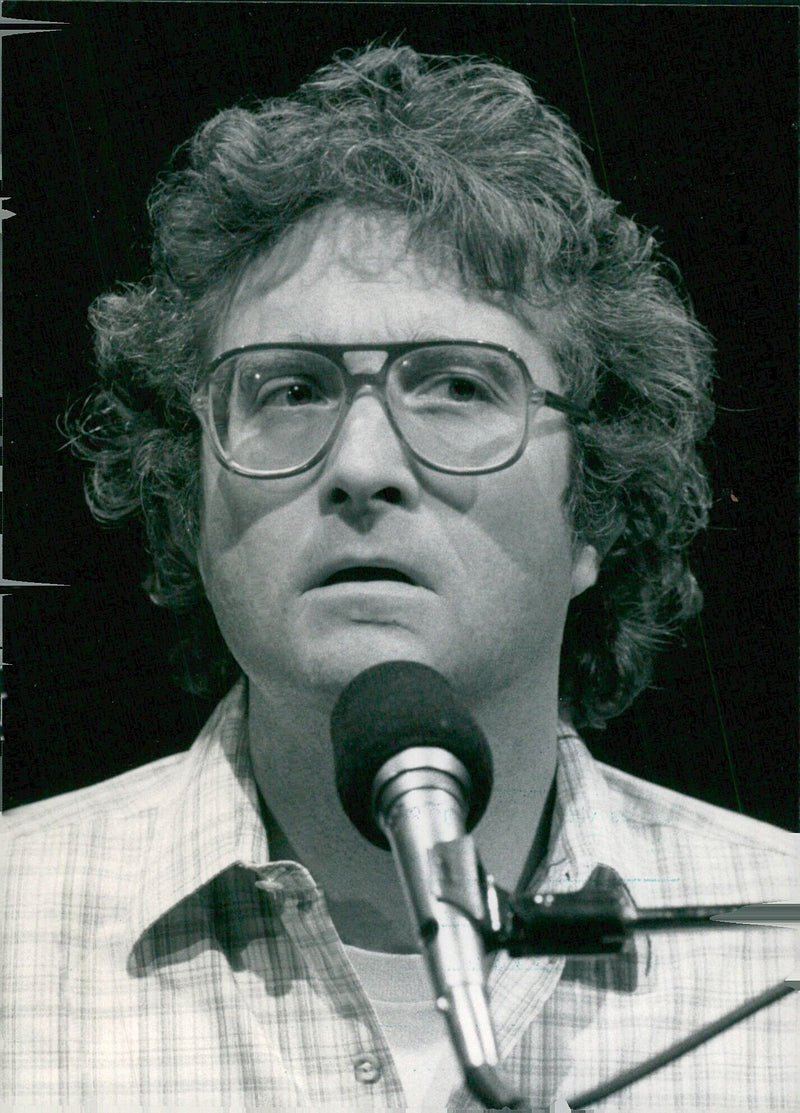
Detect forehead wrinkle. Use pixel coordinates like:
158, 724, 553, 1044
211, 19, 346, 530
252, 320, 478, 347
226, 208, 472, 318
229, 207, 410, 303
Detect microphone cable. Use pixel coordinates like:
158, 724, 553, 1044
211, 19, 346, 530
566, 980, 795, 1109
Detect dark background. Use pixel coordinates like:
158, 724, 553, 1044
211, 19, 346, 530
2, 4, 797, 830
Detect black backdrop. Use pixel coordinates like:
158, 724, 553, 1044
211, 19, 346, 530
2, 3, 797, 830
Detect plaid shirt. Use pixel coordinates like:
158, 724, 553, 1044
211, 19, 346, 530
2, 680, 797, 1109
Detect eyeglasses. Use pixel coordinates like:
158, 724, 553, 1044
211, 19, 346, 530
193, 341, 589, 478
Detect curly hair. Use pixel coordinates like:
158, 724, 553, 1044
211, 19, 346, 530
67, 44, 714, 729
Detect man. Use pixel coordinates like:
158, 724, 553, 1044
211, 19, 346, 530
2, 44, 796, 1110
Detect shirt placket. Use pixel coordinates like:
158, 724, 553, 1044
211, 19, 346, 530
255, 866, 407, 1107
440, 949, 567, 1111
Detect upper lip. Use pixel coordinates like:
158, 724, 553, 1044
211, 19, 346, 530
307, 556, 429, 590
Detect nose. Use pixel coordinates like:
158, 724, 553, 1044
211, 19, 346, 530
318, 388, 421, 516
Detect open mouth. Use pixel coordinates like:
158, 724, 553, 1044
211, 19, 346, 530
321, 566, 416, 587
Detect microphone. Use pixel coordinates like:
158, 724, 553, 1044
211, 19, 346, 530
330, 663, 795, 1112
331, 661, 521, 1107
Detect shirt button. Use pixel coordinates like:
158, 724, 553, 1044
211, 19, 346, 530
353, 1053, 382, 1084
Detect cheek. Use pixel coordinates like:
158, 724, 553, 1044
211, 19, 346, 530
197, 459, 309, 622
471, 439, 575, 582
198, 498, 301, 682
199, 445, 315, 564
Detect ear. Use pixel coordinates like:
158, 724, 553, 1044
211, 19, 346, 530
570, 542, 600, 600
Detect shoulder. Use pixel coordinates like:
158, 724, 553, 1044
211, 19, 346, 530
2, 749, 188, 840
601, 760, 797, 855
599, 761, 798, 905
0, 747, 188, 859
0, 749, 201, 974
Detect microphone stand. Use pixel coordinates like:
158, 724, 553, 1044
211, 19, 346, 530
428, 836, 795, 1108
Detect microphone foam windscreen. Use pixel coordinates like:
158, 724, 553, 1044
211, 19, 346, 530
331, 660, 493, 848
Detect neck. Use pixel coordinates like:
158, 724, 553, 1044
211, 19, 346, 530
247, 669, 560, 952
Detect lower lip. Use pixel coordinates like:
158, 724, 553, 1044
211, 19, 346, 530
312, 580, 421, 594
307, 581, 426, 616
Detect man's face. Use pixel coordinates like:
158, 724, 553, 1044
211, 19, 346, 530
198, 209, 598, 710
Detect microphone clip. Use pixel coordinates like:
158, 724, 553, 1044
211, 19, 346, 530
431, 840, 749, 958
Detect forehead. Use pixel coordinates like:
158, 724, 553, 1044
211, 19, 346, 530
227, 208, 454, 309
212, 208, 562, 388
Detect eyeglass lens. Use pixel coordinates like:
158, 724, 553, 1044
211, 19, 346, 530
208, 345, 530, 474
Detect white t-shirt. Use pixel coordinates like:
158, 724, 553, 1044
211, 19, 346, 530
345, 944, 463, 1111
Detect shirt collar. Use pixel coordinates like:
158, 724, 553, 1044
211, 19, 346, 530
527, 721, 655, 991
534, 722, 643, 894
126, 688, 652, 987
126, 678, 270, 949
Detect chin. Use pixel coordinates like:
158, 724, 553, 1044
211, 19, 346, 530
298, 629, 440, 694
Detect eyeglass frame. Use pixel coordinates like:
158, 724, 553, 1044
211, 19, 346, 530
192, 340, 591, 479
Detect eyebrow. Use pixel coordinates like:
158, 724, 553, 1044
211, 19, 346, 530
245, 329, 475, 345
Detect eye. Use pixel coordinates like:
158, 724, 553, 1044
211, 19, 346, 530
231, 352, 343, 414
254, 376, 326, 408
405, 370, 500, 406
442, 375, 493, 403
235, 361, 336, 413
395, 347, 518, 410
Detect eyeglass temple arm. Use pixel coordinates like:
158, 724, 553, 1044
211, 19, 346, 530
538, 389, 591, 422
